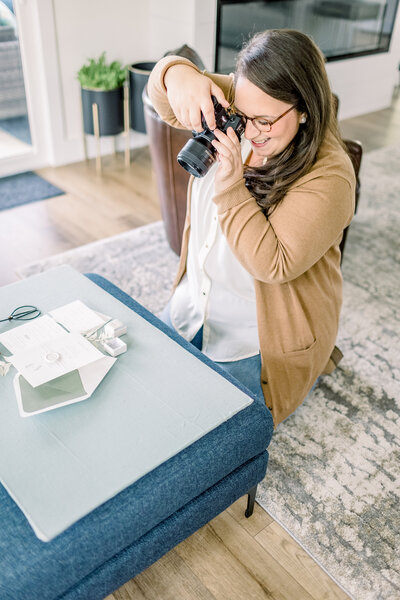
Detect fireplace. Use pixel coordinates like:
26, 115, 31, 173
215, 0, 399, 73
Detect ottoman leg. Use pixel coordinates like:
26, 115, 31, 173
245, 484, 257, 518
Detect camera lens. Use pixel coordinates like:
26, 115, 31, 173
177, 96, 245, 178
177, 136, 217, 178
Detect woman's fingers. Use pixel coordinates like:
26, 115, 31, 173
175, 97, 214, 132
189, 103, 208, 132
197, 83, 230, 131
212, 127, 240, 154
165, 64, 230, 132
210, 82, 230, 109
212, 127, 243, 194
201, 80, 230, 131
212, 140, 234, 159
199, 100, 216, 131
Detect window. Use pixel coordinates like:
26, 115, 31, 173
215, 0, 400, 73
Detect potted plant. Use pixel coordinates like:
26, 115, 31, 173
77, 52, 127, 136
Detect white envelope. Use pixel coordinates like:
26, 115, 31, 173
13, 355, 116, 417
8, 331, 106, 388
49, 300, 111, 335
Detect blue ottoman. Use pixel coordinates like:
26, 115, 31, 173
0, 274, 274, 600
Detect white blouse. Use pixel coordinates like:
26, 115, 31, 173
169, 139, 260, 362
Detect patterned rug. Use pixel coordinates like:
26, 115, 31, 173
17, 143, 400, 600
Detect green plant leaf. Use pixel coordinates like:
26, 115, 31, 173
77, 51, 127, 90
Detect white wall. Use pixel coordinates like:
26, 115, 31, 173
54, 0, 149, 142
53, 0, 153, 163
147, 0, 216, 70
148, 0, 196, 60
51, 0, 209, 165
3, 0, 400, 176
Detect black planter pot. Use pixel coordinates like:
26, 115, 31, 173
81, 86, 124, 136
129, 62, 156, 133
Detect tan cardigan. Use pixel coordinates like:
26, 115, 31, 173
148, 57, 356, 426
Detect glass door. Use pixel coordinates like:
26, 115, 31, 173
0, 0, 32, 163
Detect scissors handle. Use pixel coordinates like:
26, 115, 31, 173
0, 305, 41, 322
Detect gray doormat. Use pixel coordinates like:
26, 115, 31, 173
0, 171, 65, 211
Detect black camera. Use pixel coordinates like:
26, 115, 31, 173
177, 96, 246, 178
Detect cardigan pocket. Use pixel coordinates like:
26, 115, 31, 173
282, 337, 317, 356
274, 281, 317, 355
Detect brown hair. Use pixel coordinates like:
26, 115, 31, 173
235, 29, 342, 215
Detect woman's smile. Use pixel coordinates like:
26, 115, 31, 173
251, 138, 270, 149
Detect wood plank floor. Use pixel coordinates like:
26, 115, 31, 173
1, 89, 399, 599
107, 496, 349, 600
0, 147, 161, 286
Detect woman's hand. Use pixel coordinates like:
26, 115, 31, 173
164, 64, 229, 132
212, 127, 244, 194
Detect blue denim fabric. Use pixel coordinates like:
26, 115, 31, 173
160, 301, 264, 401
60, 453, 268, 600
0, 274, 273, 600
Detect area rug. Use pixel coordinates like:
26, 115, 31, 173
17, 221, 179, 316
0, 171, 65, 211
17, 143, 400, 600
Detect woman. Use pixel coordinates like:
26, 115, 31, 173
148, 29, 356, 426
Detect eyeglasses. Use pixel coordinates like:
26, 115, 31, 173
0, 305, 41, 323
234, 105, 296, 133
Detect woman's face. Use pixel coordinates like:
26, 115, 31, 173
234, 76, 303, 163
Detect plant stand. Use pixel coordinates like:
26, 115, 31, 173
81, 85, 130, 175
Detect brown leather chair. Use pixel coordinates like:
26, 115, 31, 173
333, 94, 363, 261
143, 89, 192, 255
340, 139, 362, 261
144, 88, 362, 261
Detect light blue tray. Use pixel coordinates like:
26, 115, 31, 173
0, 266, 252, 541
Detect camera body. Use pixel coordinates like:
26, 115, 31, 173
177, 96, 246, 178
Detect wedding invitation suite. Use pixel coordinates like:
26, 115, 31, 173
0, 301, 119, 416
